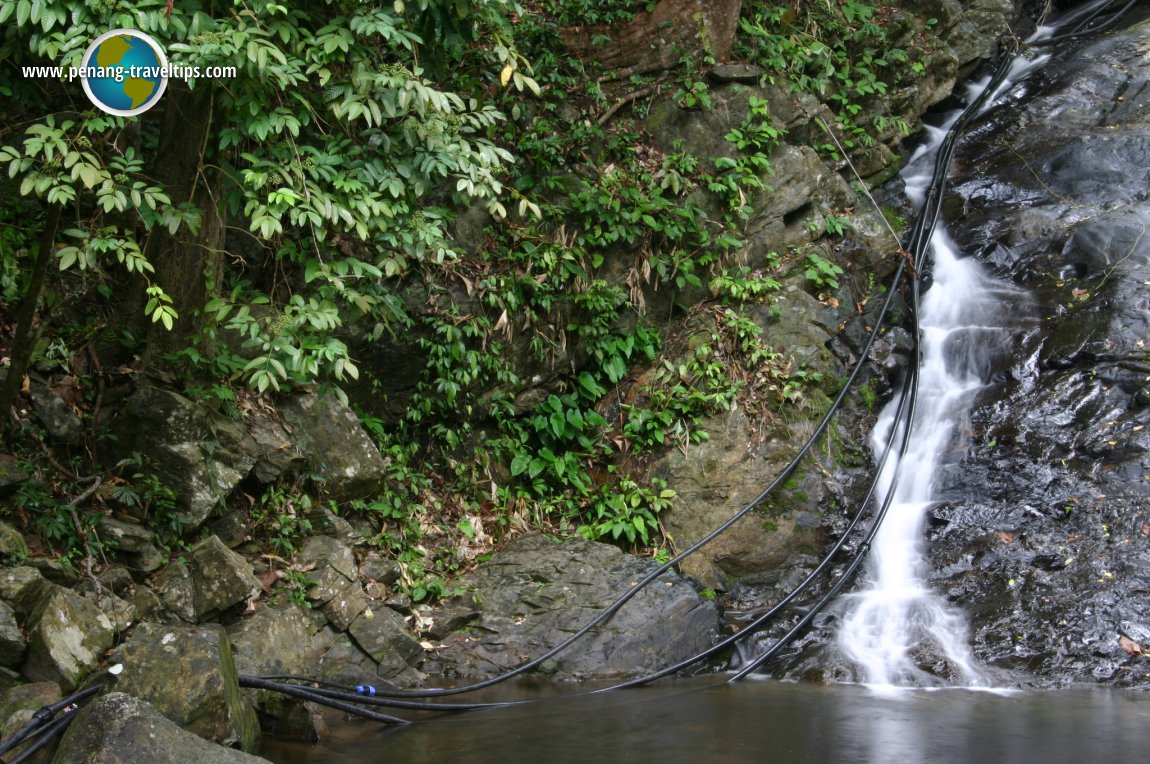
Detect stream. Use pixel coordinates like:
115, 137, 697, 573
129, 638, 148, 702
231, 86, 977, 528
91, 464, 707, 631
259, 679, 1150, 763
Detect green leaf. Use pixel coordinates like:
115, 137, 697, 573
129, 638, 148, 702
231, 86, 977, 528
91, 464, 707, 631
56, 246, 78, 270
510, 452, 531, 476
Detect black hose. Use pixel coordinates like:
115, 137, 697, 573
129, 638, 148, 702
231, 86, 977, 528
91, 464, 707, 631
1033, 0, 1138, 46
3, 711, 80, 764
238, 676, 411, 724
0, 684, 103, 758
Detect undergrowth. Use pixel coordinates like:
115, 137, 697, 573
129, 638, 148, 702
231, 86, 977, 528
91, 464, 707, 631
0, 0, 920, 602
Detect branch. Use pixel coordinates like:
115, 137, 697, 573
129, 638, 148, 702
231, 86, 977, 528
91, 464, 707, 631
596, 83, 661, 127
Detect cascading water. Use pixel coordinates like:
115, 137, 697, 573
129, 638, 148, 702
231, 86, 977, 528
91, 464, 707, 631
834, 58, 1050, 688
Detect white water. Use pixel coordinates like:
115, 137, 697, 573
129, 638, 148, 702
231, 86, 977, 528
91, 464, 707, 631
835, 60, 1046, 688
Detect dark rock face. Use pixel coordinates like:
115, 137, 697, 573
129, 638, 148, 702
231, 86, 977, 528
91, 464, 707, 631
918, 22, 1150, 687
429, 534, 720, 679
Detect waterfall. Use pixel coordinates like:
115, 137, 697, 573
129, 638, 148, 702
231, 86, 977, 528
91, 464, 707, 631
834, 60, 1048, 688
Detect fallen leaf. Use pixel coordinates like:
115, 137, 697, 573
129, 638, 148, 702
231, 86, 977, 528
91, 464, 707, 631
256, 569, 282, 593
998, 531, 1014, 544
1119, 635, 1143, 656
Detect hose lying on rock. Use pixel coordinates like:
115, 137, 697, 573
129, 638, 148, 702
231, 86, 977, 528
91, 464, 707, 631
0, 681, 106, 762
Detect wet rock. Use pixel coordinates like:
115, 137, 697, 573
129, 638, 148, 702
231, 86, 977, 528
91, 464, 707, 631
53, 693, 269, 764
933, 0, 1016, 71
430, 534, 720, 679
277, 392, 388, 501
109, 622, 259, 751
914, 21, 1150, 688
21, 585, 114, 692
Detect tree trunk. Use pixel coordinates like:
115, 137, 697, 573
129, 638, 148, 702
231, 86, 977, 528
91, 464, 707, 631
137, 79, 225, 367
0, 203, 61, 438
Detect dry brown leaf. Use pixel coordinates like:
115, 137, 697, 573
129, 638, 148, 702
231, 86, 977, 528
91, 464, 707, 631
256, 569, 282, 593
1119, 635, 1143, 656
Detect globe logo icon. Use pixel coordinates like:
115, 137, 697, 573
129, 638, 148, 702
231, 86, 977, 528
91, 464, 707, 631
80, 29, 168, 117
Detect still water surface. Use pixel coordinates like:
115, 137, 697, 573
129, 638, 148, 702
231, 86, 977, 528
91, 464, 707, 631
260, 679, 1149, 763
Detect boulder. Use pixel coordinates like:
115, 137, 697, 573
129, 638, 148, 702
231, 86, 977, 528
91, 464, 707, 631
0, 600, 25, 668
429, 534, 720, 679
299, 535, 356, 591
29, 376, 84, 446
147, 536, 262, 623
109, 622, 259, 751
98, 517, 164, 572
277, 392, 388, 500
52, 693, 270, 764
0, 566, 51, 618
0, 520, 28, 560
658, 408, 830, 589
22, 586, 114, 692
226, 603, 325, 677
244, 405, 305, 485
109, 385, 257, 529
320, 581, 369, 632
226, 603, 331, 743
347, 607, 424, 678
152, 560, 197, 623
190, 535, 262, 620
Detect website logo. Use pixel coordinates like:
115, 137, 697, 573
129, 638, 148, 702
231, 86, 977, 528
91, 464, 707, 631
79, 29, 169, 117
